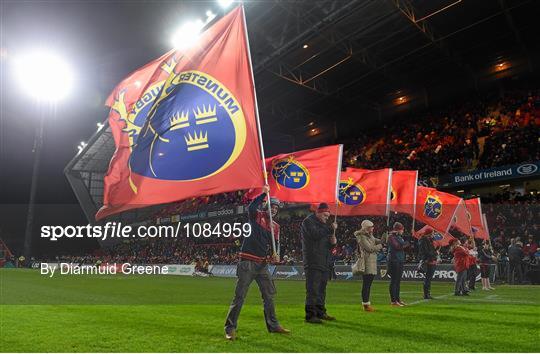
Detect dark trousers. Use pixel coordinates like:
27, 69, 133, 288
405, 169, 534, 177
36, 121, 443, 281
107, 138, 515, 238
388, 260, 404, 302
361, 274, 375, 303
305, 268, 329, 319
468, 265, 477, 289
423, 264, 436, 297
224, 260, 279, 332
509, 261, 523, 284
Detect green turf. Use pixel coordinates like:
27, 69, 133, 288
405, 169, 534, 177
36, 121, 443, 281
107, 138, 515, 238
1, 269, 539, 352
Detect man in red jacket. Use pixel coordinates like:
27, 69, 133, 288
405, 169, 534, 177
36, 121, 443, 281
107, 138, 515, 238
450, 239, 469, 296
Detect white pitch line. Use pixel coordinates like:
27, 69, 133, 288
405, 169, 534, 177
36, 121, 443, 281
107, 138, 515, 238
408, 293, 453, 305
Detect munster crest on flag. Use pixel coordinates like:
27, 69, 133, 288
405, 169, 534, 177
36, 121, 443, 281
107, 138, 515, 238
247, 145, 343, 203
330, 168, 392, 216
97, 6, 264, 219
414, 186, 461, 234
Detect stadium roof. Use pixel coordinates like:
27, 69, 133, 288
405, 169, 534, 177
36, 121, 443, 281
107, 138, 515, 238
65, 0, 540, 223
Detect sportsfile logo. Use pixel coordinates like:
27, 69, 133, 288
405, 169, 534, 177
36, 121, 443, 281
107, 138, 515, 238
40, 222, 251, 241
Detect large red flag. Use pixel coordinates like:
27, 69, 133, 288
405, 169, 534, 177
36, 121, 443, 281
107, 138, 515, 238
450, 199, 473, 237
414, 225, 456, 247
247, 145, 342, 203
414, 186, 461, 234
390, 170, 418, 215
97, 7, 264, 219
329, 168, 392, 216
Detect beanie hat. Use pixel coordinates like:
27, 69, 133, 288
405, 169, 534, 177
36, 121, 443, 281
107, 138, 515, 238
393, 222, 404, 231
317, 203, 329, 212
361, 220, 374, 229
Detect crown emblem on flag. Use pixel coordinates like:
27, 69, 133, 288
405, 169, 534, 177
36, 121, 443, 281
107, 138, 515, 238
170, 111, 190, 131
290, 171, 304, 183
184, 130, 209, 151
194, 105, 217, 125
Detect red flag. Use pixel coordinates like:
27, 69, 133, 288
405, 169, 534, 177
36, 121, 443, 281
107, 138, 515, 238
97, 7, 264, 219
329, 168, 392, 216
464, 198, 489, 239
450, 199, 473, 237
465, 198, 484, 227
414, 186, 461, 233
471, 214, 490, 240
414, 225, 456, 247
390, 170, 418, 215
247, 145, 342, 203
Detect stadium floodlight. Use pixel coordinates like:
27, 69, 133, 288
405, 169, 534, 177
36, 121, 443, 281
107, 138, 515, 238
206, 10, 216, 22
171, 19, 205, 50
218, 0, 234, 9
13, 50, 73, 102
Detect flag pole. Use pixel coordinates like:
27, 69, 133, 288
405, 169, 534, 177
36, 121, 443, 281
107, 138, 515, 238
411, 171, 419, 234
386, 168, 393, 227
333, 145, 344, 237
241, 5, 277, 257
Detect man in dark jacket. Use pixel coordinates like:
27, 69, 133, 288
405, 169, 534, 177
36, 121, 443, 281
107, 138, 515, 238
224, 185, 289, 340
301, 203, 337, 323
387, 222, 409, 306
508, 242, 524, 284
418, 227, 438, 299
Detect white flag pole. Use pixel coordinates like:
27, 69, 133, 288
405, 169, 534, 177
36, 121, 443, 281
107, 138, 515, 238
411, 171, 419, 235
241, 5, 277, 257
333, 145, 344, 237
386, 168, 393, 226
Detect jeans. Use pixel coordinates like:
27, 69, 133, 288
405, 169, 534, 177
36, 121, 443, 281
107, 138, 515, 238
388, 260, 404, 302
455, 270, 467, 294
423, 264, 436, 297
305, 268, 329, 319
361, 274, 375, 303
224, 260, 280, 332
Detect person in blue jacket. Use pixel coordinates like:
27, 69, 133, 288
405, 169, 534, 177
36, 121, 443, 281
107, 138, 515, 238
224, 185, 290, 340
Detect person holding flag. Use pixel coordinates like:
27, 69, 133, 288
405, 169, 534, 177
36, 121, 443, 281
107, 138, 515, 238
301, 203, 338, 324
417, 227, 438, 300
387, 222, 409, 306
224, 185, 289, 340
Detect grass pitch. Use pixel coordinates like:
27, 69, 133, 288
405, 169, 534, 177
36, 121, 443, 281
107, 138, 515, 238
1, 269, 539, 352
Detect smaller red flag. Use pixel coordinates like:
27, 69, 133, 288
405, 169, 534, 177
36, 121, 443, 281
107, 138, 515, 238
450, 199, 473, 237
247, 145, 342, 203
390, 170, 418, 216
328, 168, 392, 216
414, 186, 461, 234
472, 213, 490, 240
414, 225, 456, 247
465, 198, 484, 228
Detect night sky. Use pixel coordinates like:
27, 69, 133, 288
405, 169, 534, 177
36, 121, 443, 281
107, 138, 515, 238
0, 1, 234, 255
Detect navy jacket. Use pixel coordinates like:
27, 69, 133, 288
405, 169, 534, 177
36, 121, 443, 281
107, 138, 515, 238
239, 193, 279, 263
